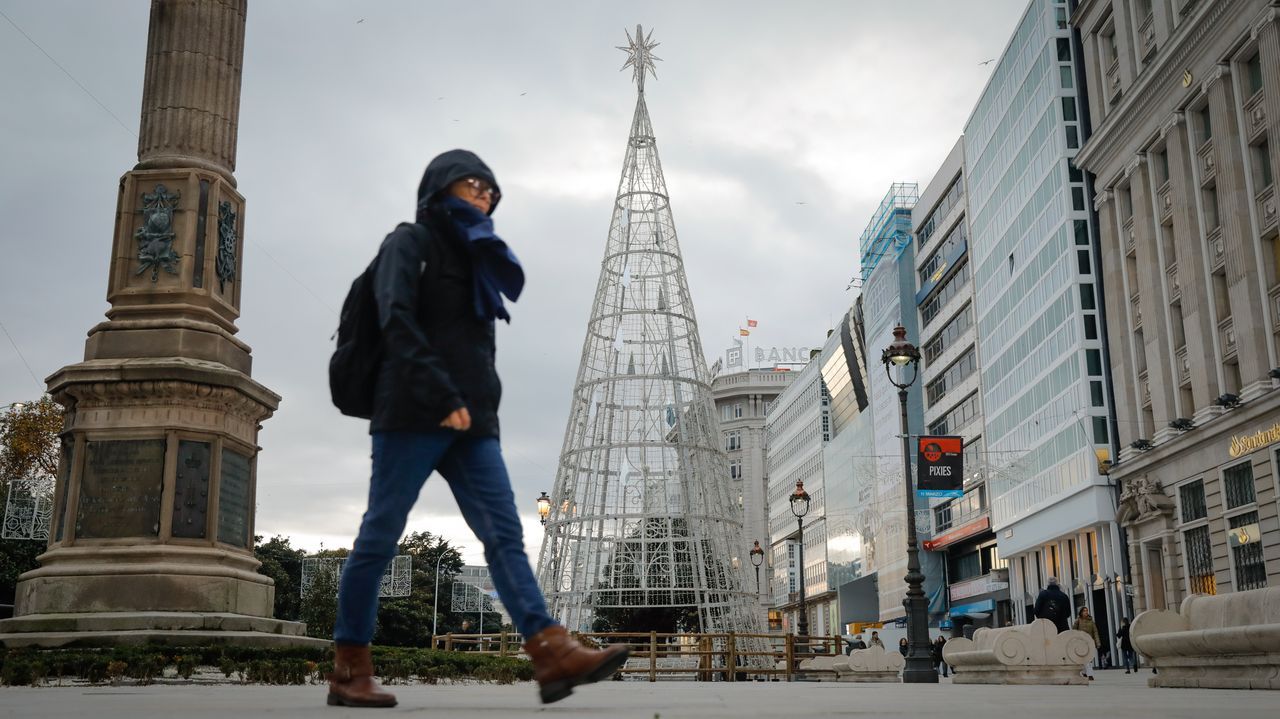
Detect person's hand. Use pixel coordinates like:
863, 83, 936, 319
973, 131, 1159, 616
440, 407, 471, 431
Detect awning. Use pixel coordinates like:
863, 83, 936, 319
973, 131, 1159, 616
949, 598, 996, 617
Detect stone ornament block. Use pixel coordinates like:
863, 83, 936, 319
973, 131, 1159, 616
832, 645, 905, 683
1132, 588, 1280, 690
942, 618, 1093, 685
797, 655, 839, 681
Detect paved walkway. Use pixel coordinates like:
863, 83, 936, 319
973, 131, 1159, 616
3, 670, 1273, 718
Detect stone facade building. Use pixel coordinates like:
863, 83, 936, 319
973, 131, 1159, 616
1072, 0, 1280, 612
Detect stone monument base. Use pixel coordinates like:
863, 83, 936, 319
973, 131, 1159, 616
0, 611, 326, 649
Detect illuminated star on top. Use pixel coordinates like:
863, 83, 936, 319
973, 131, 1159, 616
618, 24, 661, 92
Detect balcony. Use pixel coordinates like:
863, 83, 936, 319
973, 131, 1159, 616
1167, 263, 1181, 301
1199, 141, 1216, 186
1258, 184, 1277, 233
1208, 226, 1225, 273
1219, 316, 1237, 360
1245, 92, 1267, 143
1176, 345, 1191, 387
1138, 13, 1157, 61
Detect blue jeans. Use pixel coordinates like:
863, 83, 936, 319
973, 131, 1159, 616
333, 430, 556, 645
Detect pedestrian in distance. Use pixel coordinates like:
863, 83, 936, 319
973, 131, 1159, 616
1116, 617, 1137, 673
326, 150, 629, 708
1073, 606, 1101, 681
898, 637, 909, 657
870, 631, 885, 650
1033, 577, 1073, 633
932, 635, 949, 677
851, 634, 867, 650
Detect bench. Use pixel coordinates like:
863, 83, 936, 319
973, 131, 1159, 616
942, 618, 1093, 685
1131, 587, 1280, 690
831, 645, 904, 682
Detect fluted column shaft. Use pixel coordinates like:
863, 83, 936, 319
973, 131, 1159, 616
135, 0, 246, 185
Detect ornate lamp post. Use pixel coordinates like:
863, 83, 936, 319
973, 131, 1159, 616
882, 323, 935, 683
749, 540, 765, 595
789, 480, 811, 640
536, 491, 551, 525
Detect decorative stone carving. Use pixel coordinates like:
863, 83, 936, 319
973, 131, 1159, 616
1118, 475, 1176, 523
798, 655, 839, 681
216, 200, 238, 292
831, 645, 905, 683
1132, 587, 1280, 689
134, 184, 181, 281
942, 619, 1094, 685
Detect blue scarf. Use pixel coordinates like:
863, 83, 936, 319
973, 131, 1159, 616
440, 196, 525, 323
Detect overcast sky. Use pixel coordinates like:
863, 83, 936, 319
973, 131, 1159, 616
0, 0, 1027, 564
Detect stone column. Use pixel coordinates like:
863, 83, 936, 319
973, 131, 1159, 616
1206, 65, 1270, 394
135, 0, 245, 184
1160, 531, 1181, 610
1165, 114, 1223, 417
1127, 537, 1146, 614
1128, 159, 1179, 441
1096, 191, 1140, 452
0, 0, 317, 649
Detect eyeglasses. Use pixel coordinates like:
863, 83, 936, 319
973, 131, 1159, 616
461, 177, 499, 202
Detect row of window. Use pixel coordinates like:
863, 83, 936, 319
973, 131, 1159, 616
923, 303, 973, 367
919, 216, 969, 288
1178, 458, 1267, 594
934, 483, 988, 533
921, 260, 971, 326
928, 391, 980, 437
917, 174, 965, 250
926, 346, 978, 409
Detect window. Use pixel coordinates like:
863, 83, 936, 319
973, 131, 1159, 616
1253, 138, 1274, 189
1066, 126, 1079, 149
934, 503, 953, 532
1155, 149, 1170, 186
1060, 65, 1074, 89
916, 175, 965, 248
1090, 380, 1105, 406
1081, 284, 1096, 310
1183, 525, 1216, 594
918, 220, 968, 287
1229, 511, 1267, 590
1077, 249, 1091, 275
1092, 416, 1109, 444
1203, 185, 1220, 230
725, 431, 741, 452
734, 402, 744, 419
1198, 106, 1213, 144
928, 392, 980, 435
729, 459, 742, 480
1246, 52, 1263, 96
926, 346, 977, 407
1086, 349, 1103, 376
922, 305, 973, 364
1057, 38, 1072, 62
1074, 219, 1089, 246
1223, 462, 1256, 510
1068, 161, 1083, 183
1072, 186, 1086, 211
1084, 314, 1098, 339
920, 261, 971, 325
1180, 480, 1207, 522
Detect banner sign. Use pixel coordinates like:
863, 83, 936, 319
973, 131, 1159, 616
918, 435, 964, 498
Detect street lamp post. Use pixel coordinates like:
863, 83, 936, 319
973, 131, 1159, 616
537, 491, 551, 525
882, 323, 936, 684
789, 480, 811, 641
749, 540, 765, 595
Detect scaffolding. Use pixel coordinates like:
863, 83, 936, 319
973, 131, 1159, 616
856, 182, 920, 284
535, 27, 763, 649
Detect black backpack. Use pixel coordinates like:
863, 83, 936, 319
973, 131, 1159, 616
329, 223, 431, 419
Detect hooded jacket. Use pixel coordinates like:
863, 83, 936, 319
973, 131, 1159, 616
1033, 584, 1072, 633
369, 150, 505, 437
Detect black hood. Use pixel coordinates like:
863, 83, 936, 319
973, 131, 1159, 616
417, 149, 501, 215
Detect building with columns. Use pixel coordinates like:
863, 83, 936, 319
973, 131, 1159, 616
1072, 0, 1280, 613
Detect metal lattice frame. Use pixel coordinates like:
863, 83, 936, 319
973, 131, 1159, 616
300, 555, 412, 598
450, 582, 496, 613
535, 27, 763, 649
2, 475, 54, 541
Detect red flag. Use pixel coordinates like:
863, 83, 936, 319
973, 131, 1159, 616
747, 319, 758, 328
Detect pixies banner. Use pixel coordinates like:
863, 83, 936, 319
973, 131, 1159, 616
918, 435, 964, 498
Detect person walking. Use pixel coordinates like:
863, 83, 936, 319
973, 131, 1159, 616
1116, 617, 1137, 673
326, 150, 629, 708
931, 636, 949, 677
1073, 606, 1101, 681
869, 631, 885, 650
1033, 577, 1072, 633
898, 637, 909, 657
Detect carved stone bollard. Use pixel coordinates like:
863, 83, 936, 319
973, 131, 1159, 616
942, 618, 1093, 685
832, 645, 905, 683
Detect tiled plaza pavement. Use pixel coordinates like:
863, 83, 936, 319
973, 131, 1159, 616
3, 669, 1274, 718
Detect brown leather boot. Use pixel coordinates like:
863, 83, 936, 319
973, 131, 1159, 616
326, 643, 397, 708
522, 625, 630, 704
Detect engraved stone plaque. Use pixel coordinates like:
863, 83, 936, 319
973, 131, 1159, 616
217, 448, 251, 547
54, 441, 73, 542
172, 440, 211, 539
76, 439, 165, 539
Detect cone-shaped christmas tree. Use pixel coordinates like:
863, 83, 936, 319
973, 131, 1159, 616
535, 27, 761, 640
